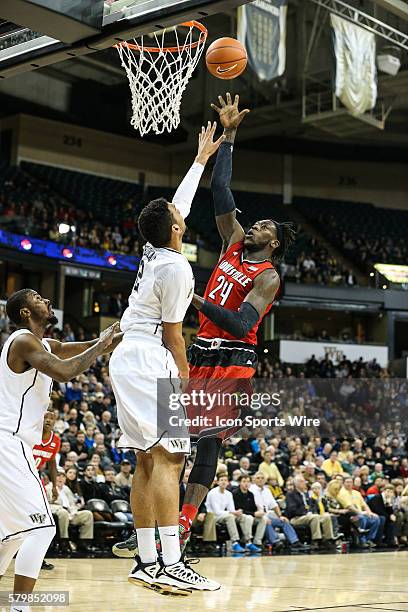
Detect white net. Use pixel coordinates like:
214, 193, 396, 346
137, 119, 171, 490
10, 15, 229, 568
116, 22, 207, 137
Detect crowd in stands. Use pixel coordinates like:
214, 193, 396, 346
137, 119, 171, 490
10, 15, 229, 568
0, 160, 361, 287
295, 198, 408, 273
256, 353, 388, 379
280, 241, 357, 287
2, 160, 408, 291
0, 319, 400, 557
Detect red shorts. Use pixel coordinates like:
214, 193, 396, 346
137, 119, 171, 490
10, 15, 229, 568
186, 338, 257, 440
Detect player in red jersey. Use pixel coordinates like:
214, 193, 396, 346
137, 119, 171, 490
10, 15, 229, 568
179, 93, 296, 550
113, 94, 296, 558
33, 410, 60, 497
32, 409, 61, 570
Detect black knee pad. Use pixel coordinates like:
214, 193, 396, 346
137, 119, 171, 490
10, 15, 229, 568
188, 437, 222, 489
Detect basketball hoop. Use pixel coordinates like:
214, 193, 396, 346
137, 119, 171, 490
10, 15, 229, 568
115, 21, 208, 137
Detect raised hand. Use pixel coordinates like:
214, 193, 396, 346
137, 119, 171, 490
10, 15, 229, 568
98, 322, 120, 352
195, 121, 226, 165
211, 93, 250, 131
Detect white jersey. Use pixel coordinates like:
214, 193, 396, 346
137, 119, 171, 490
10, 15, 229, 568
0, 329, 53, 447
120, 243, 195, 335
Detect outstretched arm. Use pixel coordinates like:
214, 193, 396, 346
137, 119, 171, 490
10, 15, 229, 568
172, 122, 225, 220
48, 333, 124, 359
211, 93, 250, 255
12, 323, 118, 383
192, 269, 280, 340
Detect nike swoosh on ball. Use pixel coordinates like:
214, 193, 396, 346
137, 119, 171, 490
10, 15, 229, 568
216, 64, 237, 74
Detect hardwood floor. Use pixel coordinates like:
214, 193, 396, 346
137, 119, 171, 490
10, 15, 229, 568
1, 552, 408, 611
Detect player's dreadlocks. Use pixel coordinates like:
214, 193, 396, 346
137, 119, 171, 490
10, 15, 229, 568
271, 221, 297, 263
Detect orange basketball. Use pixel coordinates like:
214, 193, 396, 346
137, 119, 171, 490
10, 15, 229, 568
206, 37, 247, 80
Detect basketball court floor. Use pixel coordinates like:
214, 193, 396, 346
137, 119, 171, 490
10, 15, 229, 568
1, 553, 408, 611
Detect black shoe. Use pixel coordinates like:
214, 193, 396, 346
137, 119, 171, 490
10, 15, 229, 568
291, 541, 309, 550
310, 541, 321, 550
272, 541, 285, 553
41, 560, 54, 570
112, 531, 138, 558
322, 540, 337, 550
58, 540, 71, 555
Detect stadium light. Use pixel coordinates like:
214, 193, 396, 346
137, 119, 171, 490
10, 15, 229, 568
370, 272, 375, 277
382, 284, 388, 289
20, 238, 32, 251
62, 247, 73, 259
108, 255, 117, 266
58, 223, 70, 234
264, 348, 269, 354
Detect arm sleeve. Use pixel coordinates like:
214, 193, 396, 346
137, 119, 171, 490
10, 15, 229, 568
159, 265, 194, 323
200, 300, 259, 340
172, 162, 205, 220
211, 142, 236, 216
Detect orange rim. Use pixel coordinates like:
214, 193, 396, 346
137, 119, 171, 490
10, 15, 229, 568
114, 21, 208, 53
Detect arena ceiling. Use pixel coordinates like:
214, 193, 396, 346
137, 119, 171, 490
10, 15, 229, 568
0, 0, 408, 159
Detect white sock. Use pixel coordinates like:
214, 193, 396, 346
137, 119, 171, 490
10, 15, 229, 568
158, 526, 181, 566
136, 528, 156, 564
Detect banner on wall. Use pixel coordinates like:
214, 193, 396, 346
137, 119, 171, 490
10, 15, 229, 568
237, 0, 288, 81
331, 14, 377, 115
279, 340, 388, 368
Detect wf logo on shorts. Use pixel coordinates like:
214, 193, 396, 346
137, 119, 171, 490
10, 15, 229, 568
29, 512, 47, 525
169, 438, 189, 451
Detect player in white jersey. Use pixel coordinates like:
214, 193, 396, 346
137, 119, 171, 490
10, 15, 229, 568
0, 289, 120, 611
109, 123, 224, 595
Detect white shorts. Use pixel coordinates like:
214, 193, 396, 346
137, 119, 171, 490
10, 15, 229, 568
0, 432, 55, 543
110, 332, 190, 455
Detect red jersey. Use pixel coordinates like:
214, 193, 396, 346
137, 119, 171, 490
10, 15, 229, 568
32, 431, 61, 471
197, 240, 278, 345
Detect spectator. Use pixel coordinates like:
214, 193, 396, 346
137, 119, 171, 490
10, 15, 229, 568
100, 469, 127, 504
115, 459, 133, 488
285, 475, 336, 549
97, 410, 114, 443
47, 472, 94, 553
80, 464, 101, 502
367, 484, 397, 547
337, 477, 382, 548
65, 381, 82, 403
91, 392, 106, 420
258, 450, 284, 487
251, 472, 303, 551
324, 479, 357, 540
231, 475, 263, 552
205, 474, 252, 554
321, 451, 343, 478
71, 432, 90, 467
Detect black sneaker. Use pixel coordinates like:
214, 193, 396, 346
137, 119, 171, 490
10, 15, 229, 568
291, 541, 309, 550
112, 532, 138, 558
41, 560, 54, 570
154, 558, 220, 594
128, 555, 158, 591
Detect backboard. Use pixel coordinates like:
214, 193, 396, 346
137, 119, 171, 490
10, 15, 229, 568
0, 0, 253, 79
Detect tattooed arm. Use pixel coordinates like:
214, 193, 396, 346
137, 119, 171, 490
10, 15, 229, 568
10, 324, 119, 383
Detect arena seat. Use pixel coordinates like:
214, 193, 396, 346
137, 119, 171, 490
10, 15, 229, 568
85, 498, 125, 549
